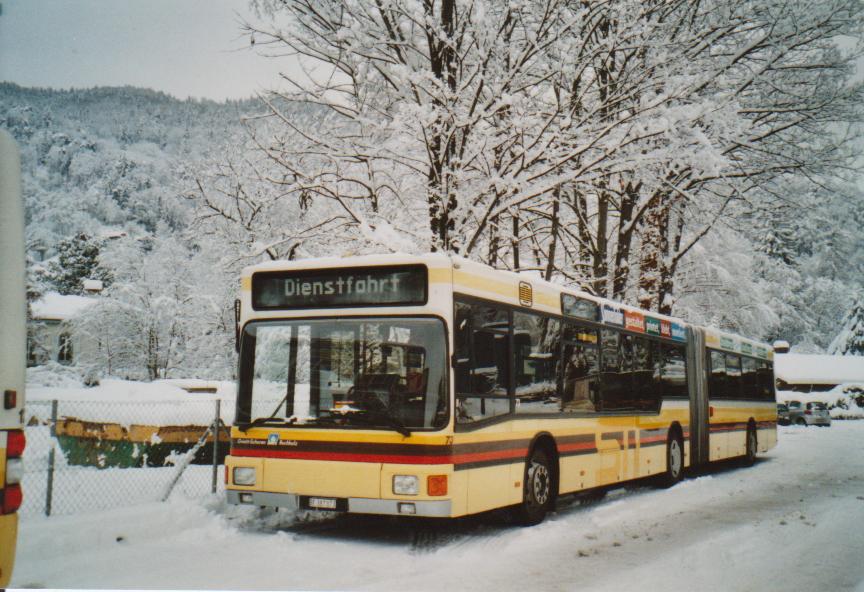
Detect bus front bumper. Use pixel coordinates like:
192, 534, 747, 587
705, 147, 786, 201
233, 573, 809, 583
227, 490, 452, 517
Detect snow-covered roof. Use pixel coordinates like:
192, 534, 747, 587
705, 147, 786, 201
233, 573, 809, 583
31, 291, 98, 321
774, 353, 864, 385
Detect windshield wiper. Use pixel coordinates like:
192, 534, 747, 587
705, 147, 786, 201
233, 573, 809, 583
239, 416, 296, 431
350, 408, 412, 437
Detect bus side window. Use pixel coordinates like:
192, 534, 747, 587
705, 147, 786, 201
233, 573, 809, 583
600, 329, 623, 411
659, 344, 688, 399
513, 312, 561, 415
757, 360, 774, 401
725, 354, 742, 400
741, 356, 758, 400
561, 323, 599, 414
709, 350, 726, 400
631, 337, 657, 411
454, 300, 511, 425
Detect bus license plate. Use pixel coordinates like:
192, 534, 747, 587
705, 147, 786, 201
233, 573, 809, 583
309, 497, 338, 510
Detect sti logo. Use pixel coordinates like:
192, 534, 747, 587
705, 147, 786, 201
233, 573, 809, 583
267, 433, 280, 446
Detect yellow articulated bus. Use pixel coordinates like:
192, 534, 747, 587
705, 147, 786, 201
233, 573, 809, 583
1, 131, 26, 585
226, 254, 776, 524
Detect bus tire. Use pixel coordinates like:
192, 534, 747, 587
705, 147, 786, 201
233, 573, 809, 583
659, 431, 684, 488
513, 447, 553, 526
743, 425, 757, 466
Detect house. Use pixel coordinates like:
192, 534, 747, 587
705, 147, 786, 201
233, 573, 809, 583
774, 353, 864, 393
28, 292, 97, 366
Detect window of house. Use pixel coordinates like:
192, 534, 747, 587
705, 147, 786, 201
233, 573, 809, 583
58, 332, 73, 364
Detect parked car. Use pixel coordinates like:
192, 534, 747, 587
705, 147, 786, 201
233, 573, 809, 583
786, 400, 832, 427
777, 402, 791, 426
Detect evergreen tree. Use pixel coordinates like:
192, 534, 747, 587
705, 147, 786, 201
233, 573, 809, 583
43, 233, 112, 295
828, 294, 864, 356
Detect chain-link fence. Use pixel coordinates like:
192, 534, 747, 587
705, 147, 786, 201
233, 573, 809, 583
22, 399, 232, 517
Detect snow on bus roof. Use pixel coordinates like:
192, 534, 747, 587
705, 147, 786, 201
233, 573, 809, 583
774, 353, 864, 385
31, 291, 97, 321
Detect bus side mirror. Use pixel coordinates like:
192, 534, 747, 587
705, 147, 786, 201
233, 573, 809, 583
234, 299, 241, 353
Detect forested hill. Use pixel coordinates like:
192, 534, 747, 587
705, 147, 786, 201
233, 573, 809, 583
1, 81, 860, 382
0, 83, 258, 247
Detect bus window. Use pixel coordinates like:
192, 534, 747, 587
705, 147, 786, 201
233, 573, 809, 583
741, 356, 758, 400
709, 350, 726, 400
513, 312, 561, 415
757, 361, 775, 401
725, 354, 742, 400
600, 329, 624, 411
561, 324, 599, 413
237, 318, 448, 430
658, 344, 688, 399
631, 337, 657, 410
455, 301, 511, 424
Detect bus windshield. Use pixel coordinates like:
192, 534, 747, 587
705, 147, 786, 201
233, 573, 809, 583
236, 318, 448, 432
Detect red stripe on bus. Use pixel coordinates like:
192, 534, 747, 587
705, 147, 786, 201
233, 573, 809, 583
640, 436, 667, 445
230, 448, 454, 464
451, 448, 528, 465
231, 446, 529, 466
558, 441, 597, 453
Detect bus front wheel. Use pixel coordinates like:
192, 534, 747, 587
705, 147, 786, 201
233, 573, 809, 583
512, 448, 553, 526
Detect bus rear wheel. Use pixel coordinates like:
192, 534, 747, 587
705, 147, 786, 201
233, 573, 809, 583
512, 448, 553, 526
659, 432, 684, 488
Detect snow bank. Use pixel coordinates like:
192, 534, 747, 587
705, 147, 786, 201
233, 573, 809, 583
26, 371, 237, 425
12, 423, 864, 590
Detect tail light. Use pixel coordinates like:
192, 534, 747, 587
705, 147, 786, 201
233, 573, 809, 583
2, 429, 26, 514
7, 430, 25, 458
1, 484, 22, 514
804, 410, 812, 415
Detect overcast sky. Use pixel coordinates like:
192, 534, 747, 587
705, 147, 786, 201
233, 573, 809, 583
0, 0, 295, 101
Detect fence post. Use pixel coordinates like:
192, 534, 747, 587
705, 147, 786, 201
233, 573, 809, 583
45, 399, 58, 516
211, 399, 221, 494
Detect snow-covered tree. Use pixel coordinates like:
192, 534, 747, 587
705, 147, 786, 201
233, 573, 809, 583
42, 233, 112, 295
829, 294, 864, 356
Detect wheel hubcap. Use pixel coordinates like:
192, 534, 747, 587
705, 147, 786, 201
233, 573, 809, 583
530, 463, 550, 506
669, 440, 682, 478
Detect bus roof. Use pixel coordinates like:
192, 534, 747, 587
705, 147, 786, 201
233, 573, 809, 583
241, 253, 772, 357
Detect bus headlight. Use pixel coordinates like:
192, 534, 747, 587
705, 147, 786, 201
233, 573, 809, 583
393, 475, 418, 495
233, 467, 256, 486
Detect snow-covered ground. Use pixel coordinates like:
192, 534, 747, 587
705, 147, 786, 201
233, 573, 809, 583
11, 423, 864, 591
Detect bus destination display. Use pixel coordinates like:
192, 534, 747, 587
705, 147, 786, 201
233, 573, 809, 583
252, 265, 427, 309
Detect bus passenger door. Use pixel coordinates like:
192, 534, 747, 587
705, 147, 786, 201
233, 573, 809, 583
687, 327, 709, 466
